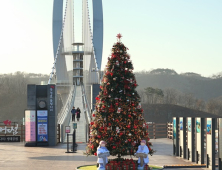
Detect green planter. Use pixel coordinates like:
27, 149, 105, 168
76, 165, 163, 170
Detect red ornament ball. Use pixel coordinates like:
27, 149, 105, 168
94, 152, 97, 156
92, 114, 95, 117
90, 122, 94, 125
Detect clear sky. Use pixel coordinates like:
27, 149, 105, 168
0, 0, 221, 77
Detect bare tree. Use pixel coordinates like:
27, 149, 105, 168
207, 99, 218, 114
144, 87, 164, 104
137, 89, 146, 103
194, 99, 205, 111
164, 88, 178, 104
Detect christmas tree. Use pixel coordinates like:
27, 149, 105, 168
86, 34, 154, 157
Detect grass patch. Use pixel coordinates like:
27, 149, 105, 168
149, 165, 163, 169
77, 165, 96, 170
77, 165, 163, 170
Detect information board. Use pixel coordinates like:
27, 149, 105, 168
219, 119, 222, 158
196, 117, 201, 163
37, 110, 48, 142
73, 123, 77, 129
173, 117, 179, 156
219, 118, 222, 169
0, 136, 20, 142
65, 126, 70, 133
187, 117, 192, 160
179, 117, 183, 157
25, 110, 36, 142
206, 118, 215, 169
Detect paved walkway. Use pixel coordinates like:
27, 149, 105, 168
149, 138, 218, 170
0, 138, 218, 170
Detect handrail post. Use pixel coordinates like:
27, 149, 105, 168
21, 124, 23, 142
66, 133, 69, 153
153, 122, 156, 139
167, 122, 168, 139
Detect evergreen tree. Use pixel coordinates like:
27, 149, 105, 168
86, 34, 154, 157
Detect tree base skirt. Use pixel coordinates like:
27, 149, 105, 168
76, 164, 163, 170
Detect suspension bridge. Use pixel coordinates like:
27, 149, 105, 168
48, 0, 103, 144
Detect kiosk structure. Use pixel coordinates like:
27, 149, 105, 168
25, 84, 57, 146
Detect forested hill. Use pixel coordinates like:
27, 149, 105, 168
135, 69, 222, 101
0, 72, 49, 121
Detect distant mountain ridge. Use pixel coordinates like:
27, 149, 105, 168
142, 104, 220, 123
135, 69, 222, 101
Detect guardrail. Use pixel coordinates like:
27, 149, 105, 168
81, 83, 91, 123
57, 85, 75, 124
167, 122, 173, 139
57, 124, 60, 143
57, 84, 76, 143
80, 83, 91, 143
147, 122, 168, 139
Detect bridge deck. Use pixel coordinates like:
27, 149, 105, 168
66, 85, 86, 143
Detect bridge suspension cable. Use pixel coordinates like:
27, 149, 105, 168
48, 0, 69, 84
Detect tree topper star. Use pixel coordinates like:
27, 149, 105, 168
116, 33, 122, 41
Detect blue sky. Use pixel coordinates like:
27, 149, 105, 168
0, 0, 221, 77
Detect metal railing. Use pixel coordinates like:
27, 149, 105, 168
167, 122, 173, 139
57, 85, 75, 124
57, 84, 76, 143
62, 46, 84, 53
81, 83, 91, 123
147, 122, 168, 139
80, 83, 91, 143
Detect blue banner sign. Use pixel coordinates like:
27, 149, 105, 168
37, 110, 48, 142
73, 123, 77, 129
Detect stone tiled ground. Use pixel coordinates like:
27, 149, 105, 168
0, 138, 218, 170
